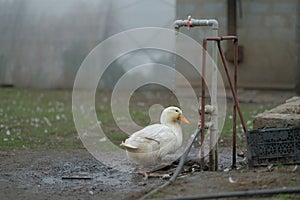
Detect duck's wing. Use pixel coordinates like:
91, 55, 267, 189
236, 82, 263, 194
145, 125, 179, 156
124, 124, 177, 155
142, 124, 175, 142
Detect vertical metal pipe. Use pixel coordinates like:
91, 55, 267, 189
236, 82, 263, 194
200, 39, 207, 166
227, 0, 237, 36
232, 39, 238, 168
174, 17, 219, 170
209, 28, 219, 171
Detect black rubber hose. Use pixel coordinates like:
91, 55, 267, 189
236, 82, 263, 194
139, 127, 202, 200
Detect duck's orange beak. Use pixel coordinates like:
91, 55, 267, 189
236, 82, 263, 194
178, 115, 190, 124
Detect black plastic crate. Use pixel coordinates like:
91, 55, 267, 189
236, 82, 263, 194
246, 126, 300, 167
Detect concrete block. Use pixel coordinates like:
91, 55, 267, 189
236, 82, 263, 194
253, 97, 300, 129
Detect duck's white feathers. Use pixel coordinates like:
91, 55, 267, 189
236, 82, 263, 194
121, 123, 182, 165
120, 106, 188, 165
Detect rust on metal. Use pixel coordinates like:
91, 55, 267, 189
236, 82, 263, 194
201, 36, 247, 168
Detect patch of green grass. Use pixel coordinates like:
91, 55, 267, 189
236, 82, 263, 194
222, 104, 273, 137
151, 193, 165, 199
0, 88, 164, 150
0, 88, 277, 151
277, 163, 284, 169
130, 110, 150, 127
105, 131, 128, 144
220, 103, 275, 148
0, 88, 82, 150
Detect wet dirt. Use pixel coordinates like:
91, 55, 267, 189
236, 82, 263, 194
147, 166, 300, 200
0, 149, 162, 200
0, 146, 239, 200
2, 147, 298, 200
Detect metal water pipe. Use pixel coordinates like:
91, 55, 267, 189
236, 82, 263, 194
174, 17, 219, 31
174, 16, 219, 170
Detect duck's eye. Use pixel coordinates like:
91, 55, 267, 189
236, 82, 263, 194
175, 109, 179, 113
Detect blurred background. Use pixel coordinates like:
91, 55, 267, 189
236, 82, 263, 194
0, 0, 299, 93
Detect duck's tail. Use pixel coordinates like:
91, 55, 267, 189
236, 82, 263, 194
120, 141, 138, 150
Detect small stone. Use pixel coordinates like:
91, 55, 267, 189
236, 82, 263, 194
137, 182, 147, 186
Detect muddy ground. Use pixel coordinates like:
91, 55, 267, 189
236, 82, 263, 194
0, 149, 163, 200
0, 89, 299, 199
1, 148, 299, 200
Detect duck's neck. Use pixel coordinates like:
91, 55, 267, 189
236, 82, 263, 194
160, 113, 183, 135
164, 121, 180, 128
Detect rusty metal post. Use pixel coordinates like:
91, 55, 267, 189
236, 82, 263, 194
216, 38, 247, 133
232, 38, 238, 168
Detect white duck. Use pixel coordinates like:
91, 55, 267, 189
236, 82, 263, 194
120, 106, 190, 165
